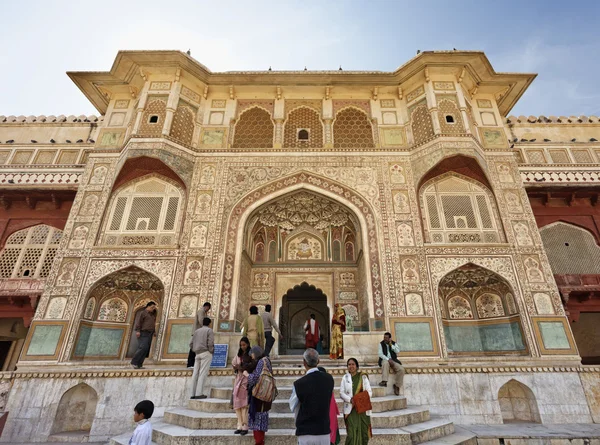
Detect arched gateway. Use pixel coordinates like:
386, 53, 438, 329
218, 173, 384, 354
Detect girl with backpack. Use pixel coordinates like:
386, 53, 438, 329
245, 345, 274, 445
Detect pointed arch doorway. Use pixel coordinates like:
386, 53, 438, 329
279, 282, 329, 355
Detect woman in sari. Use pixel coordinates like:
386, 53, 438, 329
232, 337, 252, 436
246, 345, 272, 445
242, 305, 265, 349
329, 304, 346, 359
340, 358, 372, 445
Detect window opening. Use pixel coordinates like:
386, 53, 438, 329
297, 129, 310, 141
445, 115, 455, 123
149, 115, 159, 124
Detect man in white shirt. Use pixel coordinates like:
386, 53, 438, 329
378, 332, 405, 396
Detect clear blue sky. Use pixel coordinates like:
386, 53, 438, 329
1, 0, 598, 117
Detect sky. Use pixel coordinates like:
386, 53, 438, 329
1, 0, 599, 117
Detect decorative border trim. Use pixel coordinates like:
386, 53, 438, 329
4, 365, 597, 380
389, 316, 440, 356
162, 319, 193, 359
531, 316, 578, 355
72, 320, 128, 360
21, 321, 67, 361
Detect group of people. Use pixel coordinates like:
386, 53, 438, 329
128, 301, 406, 445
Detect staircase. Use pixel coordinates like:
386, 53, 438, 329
110, 358, 476, 444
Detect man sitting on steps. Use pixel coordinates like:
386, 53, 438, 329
378, 332, 405, 396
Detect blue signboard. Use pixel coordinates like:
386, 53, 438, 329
210, 344, 229, 368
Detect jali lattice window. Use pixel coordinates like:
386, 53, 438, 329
421, 174, 502, 244
102, 176, 183, 247
0, 225, 62, 278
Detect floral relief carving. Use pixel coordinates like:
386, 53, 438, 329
69, 225, 89, 249
405, 293, 424, 315
533, 293, 555, 315
397, 222, 415, 246
184, 259, 202, 285
523, 256, 545, 282
89, 165, 108, 185
513, 222, 533, 246
448, 295, 473, 319
476, 293, 505, 318
393, 191, 410, 213
178, 295, 198, 318
97, 297, 128, 322
190, 224, 208, 248
56, 260, 78, 287
45, 297, 67, 319
79, 193, 99, 216
339, 272, 356, 287
401, 258, 420, 283
253, 272, 269, 288
389, 163, 406, 184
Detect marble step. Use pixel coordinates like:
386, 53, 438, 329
190, 395, 406, 413
211, 385, 387, 399
164, 406, 430, 430
261, 374, 383, 386
110, 418, 456, 445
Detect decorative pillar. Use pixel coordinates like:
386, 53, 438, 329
323, 119, 333, 148
131, 82, 150, 135
424, 81, 441, 135
162, 82, 182, 136
323, 97, 333, 148
455, 81, 472, 134
274, 118, 284, 148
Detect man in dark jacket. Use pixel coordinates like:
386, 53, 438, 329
378, 331, 405, 396
131, 301, 157, 369
288, 348, 334, 445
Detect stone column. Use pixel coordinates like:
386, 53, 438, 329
274, 119, 284, 149
455, 82, 472, 134
323, 98, 333, 148
131, 81, 150, 135
425, 82, 441, 135
162, 82, 182, 136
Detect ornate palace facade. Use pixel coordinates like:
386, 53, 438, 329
0, 50, 599, 442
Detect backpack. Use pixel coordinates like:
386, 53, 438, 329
252, 358, 278, 402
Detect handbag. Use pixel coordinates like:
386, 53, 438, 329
251, 358, 278, 403
353, 390, 372, 414
353, 374, 372, 414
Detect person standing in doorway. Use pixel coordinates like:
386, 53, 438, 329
377, 332, 405, 396
190, 317, 214, 399
187, 302, 211, 368
304, 313, 320, 349
131, 302, 157, 369
261, 304, 283, 357
242, 305, 265, 349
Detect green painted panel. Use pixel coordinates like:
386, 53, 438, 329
168, 324, 192, 354
538, 321, 570, 349
445, 321, 525, 353
394, 322, 433, 352
27, 325, 63, 356
74, 325, 123, 357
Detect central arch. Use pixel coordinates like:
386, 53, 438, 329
279, 282, 329, 354
218, 171, 385, 332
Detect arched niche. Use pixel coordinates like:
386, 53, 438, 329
74, 266, 164, 361
98, 173, 185, 247
439, 264, 527, 356
419, 172, 505, 244
51, 383, 98, 436
498, 379, 541, 423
